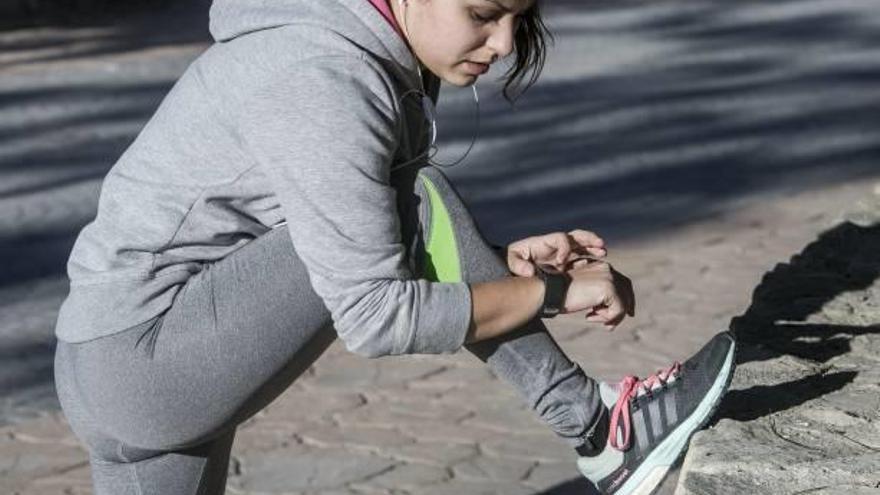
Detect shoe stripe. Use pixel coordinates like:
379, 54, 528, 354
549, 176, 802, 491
664, 387, 678, 428
657, 393, 669, 436
647, 397, 664, 442
633, 405, 650, 454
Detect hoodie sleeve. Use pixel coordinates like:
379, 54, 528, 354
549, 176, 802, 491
237, 55, 473, 358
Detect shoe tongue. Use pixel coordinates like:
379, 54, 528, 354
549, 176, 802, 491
599, 381, 620, 408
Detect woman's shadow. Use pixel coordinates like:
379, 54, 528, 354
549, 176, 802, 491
714, 220, 880, 422
537, 220, 880, 494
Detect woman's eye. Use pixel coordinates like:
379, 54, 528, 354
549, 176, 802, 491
470, 11, 494, 24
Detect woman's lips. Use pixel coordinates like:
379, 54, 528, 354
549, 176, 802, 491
463, 61, 490, 75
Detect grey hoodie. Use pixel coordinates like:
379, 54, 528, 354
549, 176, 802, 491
54, 0, 473, 357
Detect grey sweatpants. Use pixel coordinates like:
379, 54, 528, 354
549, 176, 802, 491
53, 166, 601, 494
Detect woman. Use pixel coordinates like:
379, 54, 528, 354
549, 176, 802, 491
52, 0, 736, 493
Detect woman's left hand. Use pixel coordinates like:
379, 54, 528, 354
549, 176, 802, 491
506, 230, 607, 277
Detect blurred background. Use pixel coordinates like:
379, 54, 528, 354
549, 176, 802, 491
2, 0, 879, 493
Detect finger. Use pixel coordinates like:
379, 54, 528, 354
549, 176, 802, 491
584, 246, 607, 257
511, 258, 536, 277
590, 310, 625, 331
542, 233, 572, 266
506, 250, 534, 277
564, 250, 605, 266
508, 243, 532, 262
568, 229, 605, 249
589, 306, 622, 323
582, 260, 612, 273
606, 311, 627, 327
602, 294, 627, 325
570, 258, 593, 270
587, 307, 621, 331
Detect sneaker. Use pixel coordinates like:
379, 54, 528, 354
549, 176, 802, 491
576, 331, 736, 495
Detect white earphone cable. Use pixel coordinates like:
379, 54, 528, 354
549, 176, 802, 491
389, 0, 481, 173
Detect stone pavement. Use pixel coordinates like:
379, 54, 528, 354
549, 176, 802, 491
2, 0, 880, 494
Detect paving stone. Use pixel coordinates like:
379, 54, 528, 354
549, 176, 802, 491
333, 400, 472, 430
0, 434, 88, 489
405, 366, 496, 392
233, 421, 311, 454
383, 442, 477, 466
397, 418, 497, 445
306, 357, 446, 391
8, 485, 93, 495
522, 461, 583, 490
373, 397, 473, 423
459, 404, 547, 435
232, 447, 396, 492
27, 462, 93, 491
298, 423, 415, 451
352, 462, 449, 491
261, 390, 367, 419
434, 383, 521, 408
479, 431, 573, 463
451, 455, 535, 482
417, 479, 535, 495
0, 412, 81, 447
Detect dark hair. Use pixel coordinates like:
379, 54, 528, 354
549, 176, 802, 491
501, 1, 554, 104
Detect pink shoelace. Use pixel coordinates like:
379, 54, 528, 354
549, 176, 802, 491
608, 362, 682, 451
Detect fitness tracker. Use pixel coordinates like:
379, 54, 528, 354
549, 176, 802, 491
535, 264, 571, 318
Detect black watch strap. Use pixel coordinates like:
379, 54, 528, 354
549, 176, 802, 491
536, 265, 571, 318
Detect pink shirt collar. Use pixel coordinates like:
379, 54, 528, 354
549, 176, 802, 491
366, 0, 404, 38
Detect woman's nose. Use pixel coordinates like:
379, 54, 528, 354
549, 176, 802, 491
486, 18, 517, 60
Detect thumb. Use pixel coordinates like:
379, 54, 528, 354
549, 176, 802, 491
510, 258, 536, 277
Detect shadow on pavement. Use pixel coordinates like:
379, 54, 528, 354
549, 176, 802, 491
445, 0, 880, 244
0, 1, 209, 66
538, 477, 600, 495
715, 221, 880, 421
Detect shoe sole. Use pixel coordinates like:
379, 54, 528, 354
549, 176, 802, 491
614, 334, 737, 495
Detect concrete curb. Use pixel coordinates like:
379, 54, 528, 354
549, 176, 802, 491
676, 193, 880, 494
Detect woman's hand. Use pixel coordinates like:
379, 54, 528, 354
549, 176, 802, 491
564, 259, 636, 330
506, 230, 607, 277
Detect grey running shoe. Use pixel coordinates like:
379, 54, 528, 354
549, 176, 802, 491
577, 331, 736, 495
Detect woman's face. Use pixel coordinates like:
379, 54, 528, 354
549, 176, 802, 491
391, 0, 535, 86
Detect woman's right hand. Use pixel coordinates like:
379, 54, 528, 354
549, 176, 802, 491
562, 259, 635, 329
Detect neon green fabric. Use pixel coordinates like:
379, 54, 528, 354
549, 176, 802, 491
419, 174, 462, 283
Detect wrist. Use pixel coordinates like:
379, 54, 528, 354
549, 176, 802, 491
535, 265, 571, 318
532, 275, 546, 317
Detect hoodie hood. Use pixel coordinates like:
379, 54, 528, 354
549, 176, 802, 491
209, 0, 421, 85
